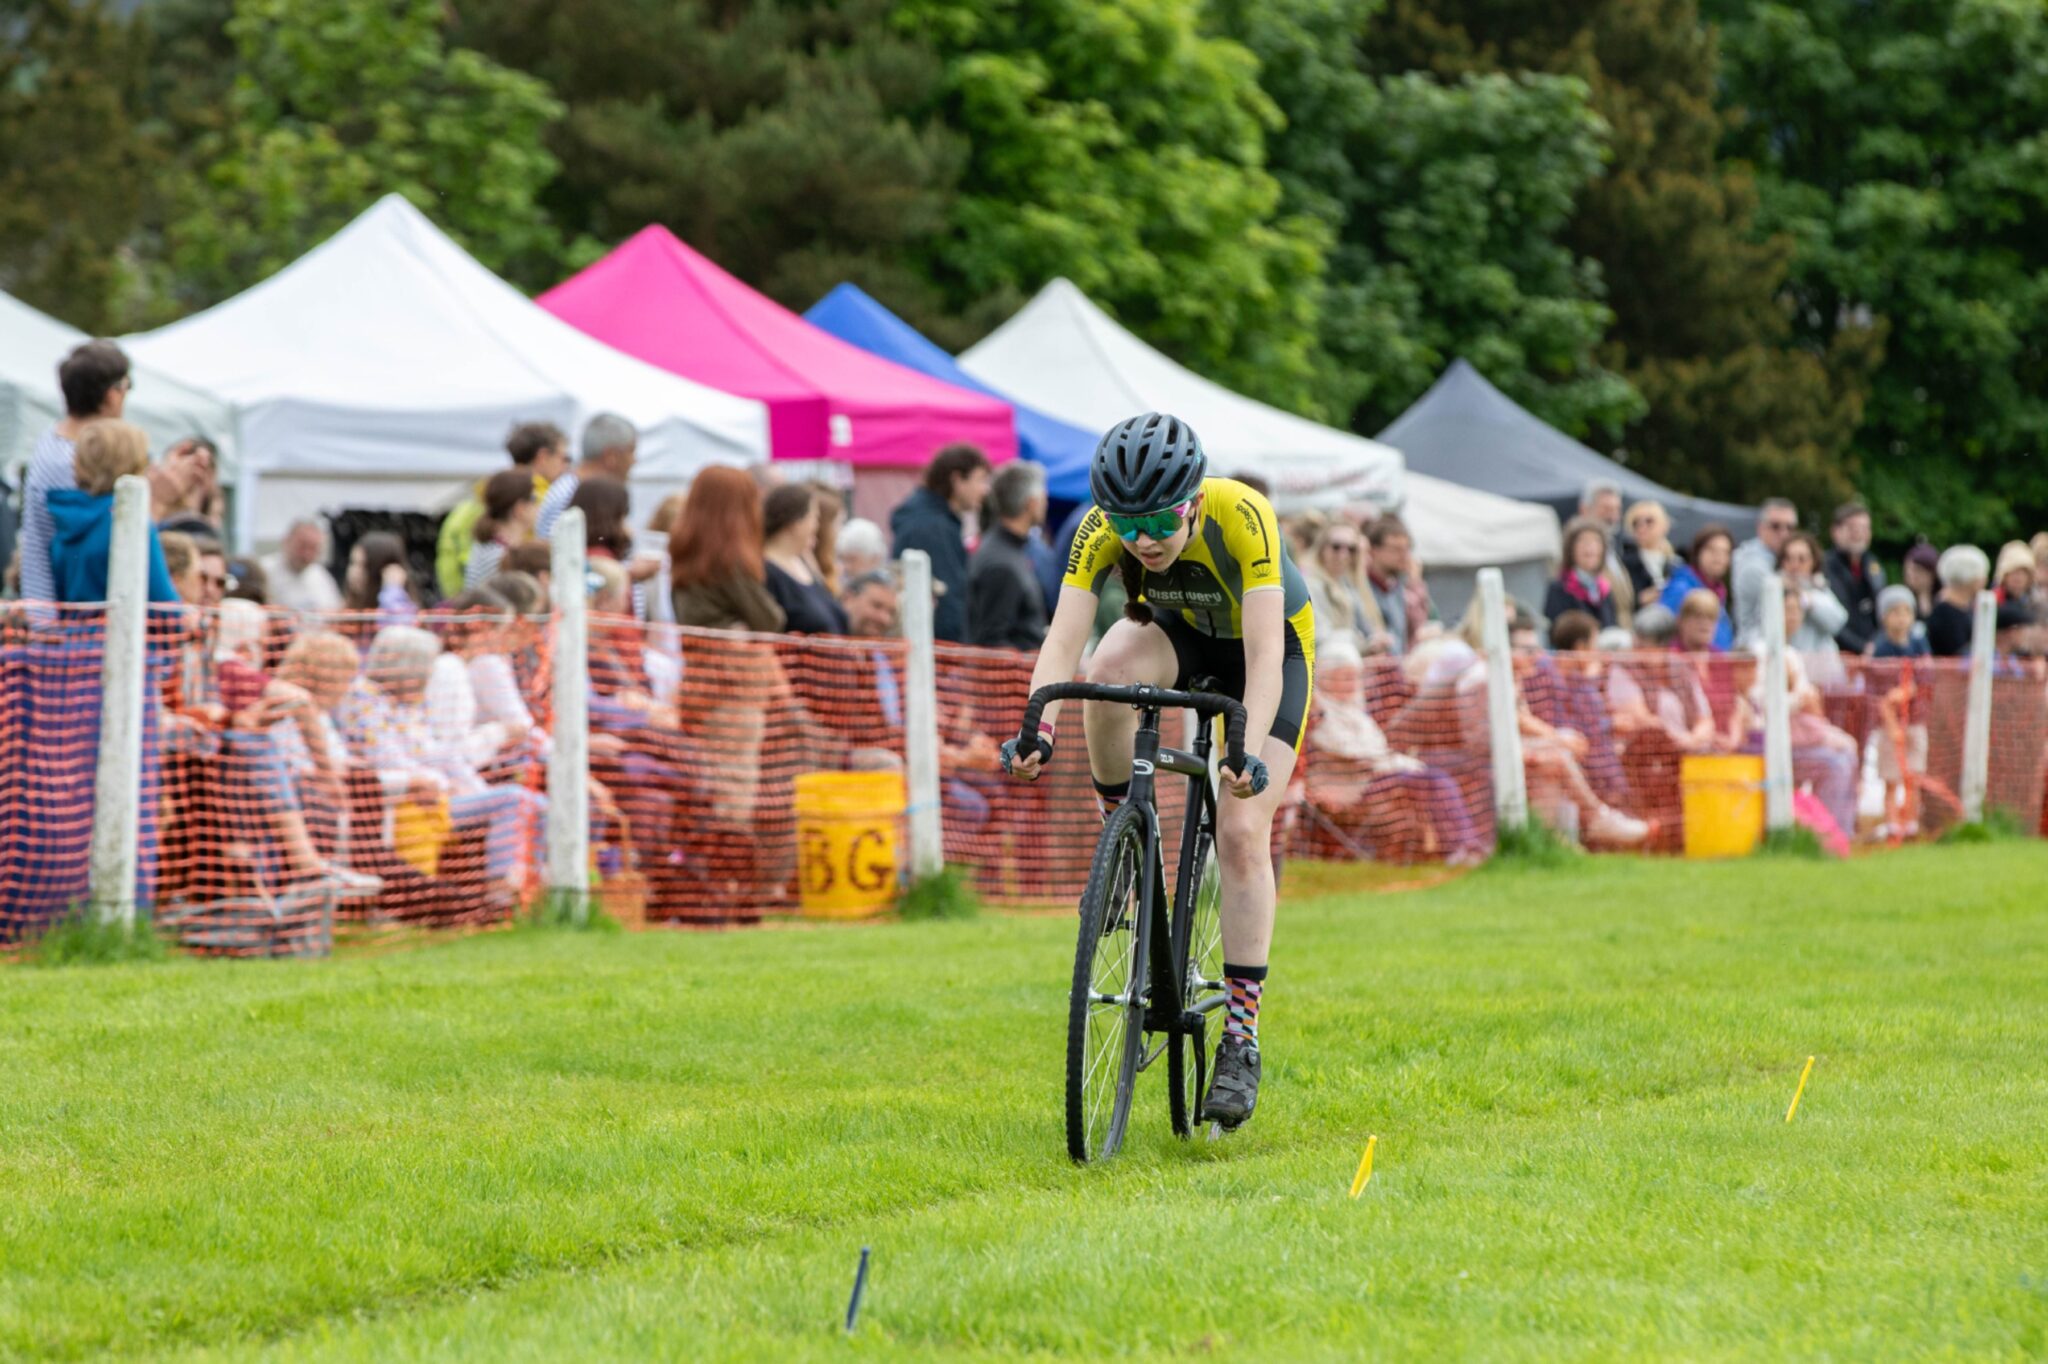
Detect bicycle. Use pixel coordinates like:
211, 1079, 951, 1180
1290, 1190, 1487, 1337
1013, 681, 1255, 1163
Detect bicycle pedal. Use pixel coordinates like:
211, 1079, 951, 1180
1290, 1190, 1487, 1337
1206, 1121, 1225, 1142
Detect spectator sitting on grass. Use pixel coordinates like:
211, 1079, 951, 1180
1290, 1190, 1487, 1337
424, 588, 533, 776
1679, 591, 1722, 654
1926, 545, 1989, 657
46, 418, 180, 606
341, 625, 547, 896
1534, 609, 1630, 810
1725, 641, 1858, 839
1307, 635, 1485, 864
1608, 616, 1716, 754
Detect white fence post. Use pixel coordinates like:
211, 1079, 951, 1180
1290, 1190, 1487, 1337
1959, 588, 1999, 823
1477, 568, 1527, 833
88, 475, 151, 928
546, 510, 590, 921
1761, 573, 1794, 831
898, 550, 945, 880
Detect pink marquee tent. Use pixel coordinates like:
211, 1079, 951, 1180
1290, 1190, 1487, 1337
539, 227, 1017, 467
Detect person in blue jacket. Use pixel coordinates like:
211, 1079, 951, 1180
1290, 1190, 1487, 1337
46, 419, 181, 604
1657, 523, 1735, 652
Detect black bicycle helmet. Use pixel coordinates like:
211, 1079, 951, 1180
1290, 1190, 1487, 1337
1090, 412, 1207, 514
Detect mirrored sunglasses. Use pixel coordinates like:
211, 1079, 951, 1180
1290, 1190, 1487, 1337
1106, 500, 1195, 543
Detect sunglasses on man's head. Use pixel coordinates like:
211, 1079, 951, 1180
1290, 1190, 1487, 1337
1106, 500, 1195, 543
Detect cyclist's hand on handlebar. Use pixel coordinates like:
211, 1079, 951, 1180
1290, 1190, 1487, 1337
1220, 753, 1270, 799
1000, 735, 1053, 781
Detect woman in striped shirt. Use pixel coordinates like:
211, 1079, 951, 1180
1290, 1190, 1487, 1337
462, 469, 539, 588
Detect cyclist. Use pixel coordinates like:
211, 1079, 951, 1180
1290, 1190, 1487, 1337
1001, 412, 1314, 1130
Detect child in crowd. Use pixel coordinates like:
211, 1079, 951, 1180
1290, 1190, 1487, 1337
1871, 585, 1929, 659
1869, 585, 1931, 838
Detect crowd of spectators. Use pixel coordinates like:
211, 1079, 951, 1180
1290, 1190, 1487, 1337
8, 338, 2048, 917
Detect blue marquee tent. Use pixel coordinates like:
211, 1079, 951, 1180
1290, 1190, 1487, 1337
805, 283, 1095, 502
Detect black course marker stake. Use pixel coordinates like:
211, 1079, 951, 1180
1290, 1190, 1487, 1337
844, 1246, 872, 1333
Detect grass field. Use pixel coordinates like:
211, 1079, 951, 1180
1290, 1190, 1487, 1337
3, 845, 2046, 1361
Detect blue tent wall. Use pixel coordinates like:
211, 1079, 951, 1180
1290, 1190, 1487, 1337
806, 284, 1096, 502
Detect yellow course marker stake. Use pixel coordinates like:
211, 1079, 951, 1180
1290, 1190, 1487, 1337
1349, 1135, 1378, 1198
1784, 1055, 1816, 1123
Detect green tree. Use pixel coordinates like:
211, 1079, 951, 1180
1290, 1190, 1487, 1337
1217, 0, 1639, 438
1706, 0, 2048, 544
453, 0, 966, 339
1373, 0, 1878, 519
902, 0, 1332, 415
155, 0, 565, 315
0, 0, 157, 333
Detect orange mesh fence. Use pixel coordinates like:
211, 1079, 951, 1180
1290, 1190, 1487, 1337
0, 603, 142, 942
138, 604, 545, 953
10, 598, 2048, 952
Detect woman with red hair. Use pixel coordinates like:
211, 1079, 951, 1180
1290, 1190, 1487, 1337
668, 467, 785, 633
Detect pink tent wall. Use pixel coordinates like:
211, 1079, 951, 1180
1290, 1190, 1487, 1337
539, 227, 1016, 467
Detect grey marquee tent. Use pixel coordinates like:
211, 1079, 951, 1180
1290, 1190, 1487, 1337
1379, 360, 1757, 548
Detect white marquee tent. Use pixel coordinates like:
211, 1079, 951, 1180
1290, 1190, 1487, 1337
2, 289, 237, 481
961, 279, 1405, 511
126, 195, 770, 547
960, 279, 1558, 614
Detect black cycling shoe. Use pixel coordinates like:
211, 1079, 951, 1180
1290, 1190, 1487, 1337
1200, 1036, 1261, 1129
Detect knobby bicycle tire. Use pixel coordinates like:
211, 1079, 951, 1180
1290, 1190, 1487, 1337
1168, 822, 1223, 1138
1066, 802, 1151, 1163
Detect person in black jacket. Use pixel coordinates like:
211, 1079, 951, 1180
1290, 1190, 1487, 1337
890, 444, 992, 643
1926, 543, 1989, 657
968, 462, 1050, 649
1823, 499, 1886, 655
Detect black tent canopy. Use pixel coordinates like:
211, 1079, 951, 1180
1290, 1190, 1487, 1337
1379, 360, 1758, 547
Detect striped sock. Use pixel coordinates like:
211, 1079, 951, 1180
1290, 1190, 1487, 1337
1092, 778, 1130, 818
1223, 962, 1266, 1045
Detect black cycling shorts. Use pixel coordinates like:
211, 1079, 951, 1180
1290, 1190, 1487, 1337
1150, 609, 1315, 752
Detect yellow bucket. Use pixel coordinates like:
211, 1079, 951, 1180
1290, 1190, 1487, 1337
794, 771, 906, 918
1681, 754, 1765, 859
393, 797, 452, 876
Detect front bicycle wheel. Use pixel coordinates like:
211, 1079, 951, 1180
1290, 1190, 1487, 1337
1067, 802, 1151, 1163
1169, 830, 1225, 1138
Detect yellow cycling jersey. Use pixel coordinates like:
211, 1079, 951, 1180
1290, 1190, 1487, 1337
1062, 478, 1314, 643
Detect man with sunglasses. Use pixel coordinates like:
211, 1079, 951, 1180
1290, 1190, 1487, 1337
999, 412, 1314, 1132
1732, 497, 1800, 648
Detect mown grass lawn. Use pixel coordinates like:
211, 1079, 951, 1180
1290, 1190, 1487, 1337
2, 845, 2045, 1361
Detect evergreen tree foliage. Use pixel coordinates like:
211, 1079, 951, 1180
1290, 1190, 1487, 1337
1373, 0, 1877, 518
1707, 0, 2048, 543
1218, 0, 1640, 439
903, 0, 1333, 414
